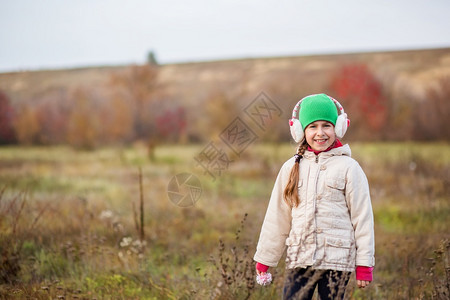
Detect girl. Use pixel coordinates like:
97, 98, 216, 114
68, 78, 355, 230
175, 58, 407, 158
254, 94, 375, 299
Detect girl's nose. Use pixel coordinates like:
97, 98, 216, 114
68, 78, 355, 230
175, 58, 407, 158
316, 126, 324, 135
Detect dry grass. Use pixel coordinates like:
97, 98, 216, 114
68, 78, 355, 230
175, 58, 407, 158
0, 142, 449, 299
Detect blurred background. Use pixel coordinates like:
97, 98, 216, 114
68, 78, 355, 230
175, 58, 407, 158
0, 1, 449, 299
1, 0, 450, 146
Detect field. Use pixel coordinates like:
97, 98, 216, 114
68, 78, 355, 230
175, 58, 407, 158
0, 142, 449, 299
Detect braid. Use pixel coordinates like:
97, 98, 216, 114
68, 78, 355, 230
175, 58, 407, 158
283, 139, 308, 207
297, 141, 308, 156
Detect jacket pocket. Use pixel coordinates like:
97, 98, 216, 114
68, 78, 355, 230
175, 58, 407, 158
325, 178, 345, 190
285, 235, 301, 265
323, 237, 353, 265
325, 177, 346, 201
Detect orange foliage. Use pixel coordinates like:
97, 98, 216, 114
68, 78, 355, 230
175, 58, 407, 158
109, 65, 159, 140
103, 95, 134, 143
67, 88, 101, 149
14, 104, 40, 145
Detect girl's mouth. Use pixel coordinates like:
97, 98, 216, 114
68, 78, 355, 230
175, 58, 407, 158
314, 139, 328, 144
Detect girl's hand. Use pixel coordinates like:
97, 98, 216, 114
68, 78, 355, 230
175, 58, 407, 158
256, 268, 267, 275
357, 280, 371, 288
255, 262, 269, 275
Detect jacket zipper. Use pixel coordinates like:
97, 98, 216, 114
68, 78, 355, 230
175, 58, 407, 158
312, 154, 320, 261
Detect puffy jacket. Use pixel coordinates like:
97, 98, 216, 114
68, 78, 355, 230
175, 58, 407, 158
254, 144, 375, 272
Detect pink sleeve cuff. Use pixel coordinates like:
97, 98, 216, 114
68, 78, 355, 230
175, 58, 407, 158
356, 266, 374, 281
256, 262, 269, 273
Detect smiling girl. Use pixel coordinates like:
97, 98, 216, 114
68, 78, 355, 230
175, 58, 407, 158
253, 94, 375, 299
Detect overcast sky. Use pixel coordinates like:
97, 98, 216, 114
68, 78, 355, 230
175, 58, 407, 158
1, 0, 449, 72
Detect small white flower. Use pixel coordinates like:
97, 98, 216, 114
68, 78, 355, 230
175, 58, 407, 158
99, 210, 113, 220
119, 237, 132, 247
132, 240, 142, 247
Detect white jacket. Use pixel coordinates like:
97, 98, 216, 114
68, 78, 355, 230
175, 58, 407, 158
254, 144, 375, 272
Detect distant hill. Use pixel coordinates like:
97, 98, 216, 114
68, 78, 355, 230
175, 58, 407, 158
1, 48, 449, 105
1, 47, 449, 144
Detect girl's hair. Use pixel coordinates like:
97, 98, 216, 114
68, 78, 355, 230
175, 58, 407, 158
283, 139, 308, 207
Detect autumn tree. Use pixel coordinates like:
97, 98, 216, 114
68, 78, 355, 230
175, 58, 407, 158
330, 63, 388, 140
414, 76, 450, 140
14, 104, 40, 145
0, 90, 16, 144
34, 89, 71, 145
197, 91, 240, 141
155, 106, 187, 142
67, 88, 101, 149
109, 65, 159, 141
102, 94, 134, 144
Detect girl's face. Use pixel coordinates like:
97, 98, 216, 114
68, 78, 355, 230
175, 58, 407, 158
305, 121, 336, 152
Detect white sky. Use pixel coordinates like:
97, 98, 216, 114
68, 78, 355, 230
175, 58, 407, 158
1, 0, 449, 72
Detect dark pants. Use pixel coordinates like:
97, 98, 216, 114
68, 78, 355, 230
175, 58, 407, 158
283, 267, 351, 300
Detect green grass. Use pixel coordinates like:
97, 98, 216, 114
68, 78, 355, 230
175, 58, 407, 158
0, 142, 449, 299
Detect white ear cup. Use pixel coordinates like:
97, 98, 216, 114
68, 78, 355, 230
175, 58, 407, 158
334, 113, 348, 138
289, 118, 304, 143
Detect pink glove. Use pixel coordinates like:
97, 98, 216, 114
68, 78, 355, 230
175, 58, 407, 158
256, 262, 269, 273
356, 266, 374, 281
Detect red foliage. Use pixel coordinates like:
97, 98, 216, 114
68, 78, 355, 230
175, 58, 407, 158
331, 64, 387, 134
156, 107, 187, 140
0, 90, 16, 144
